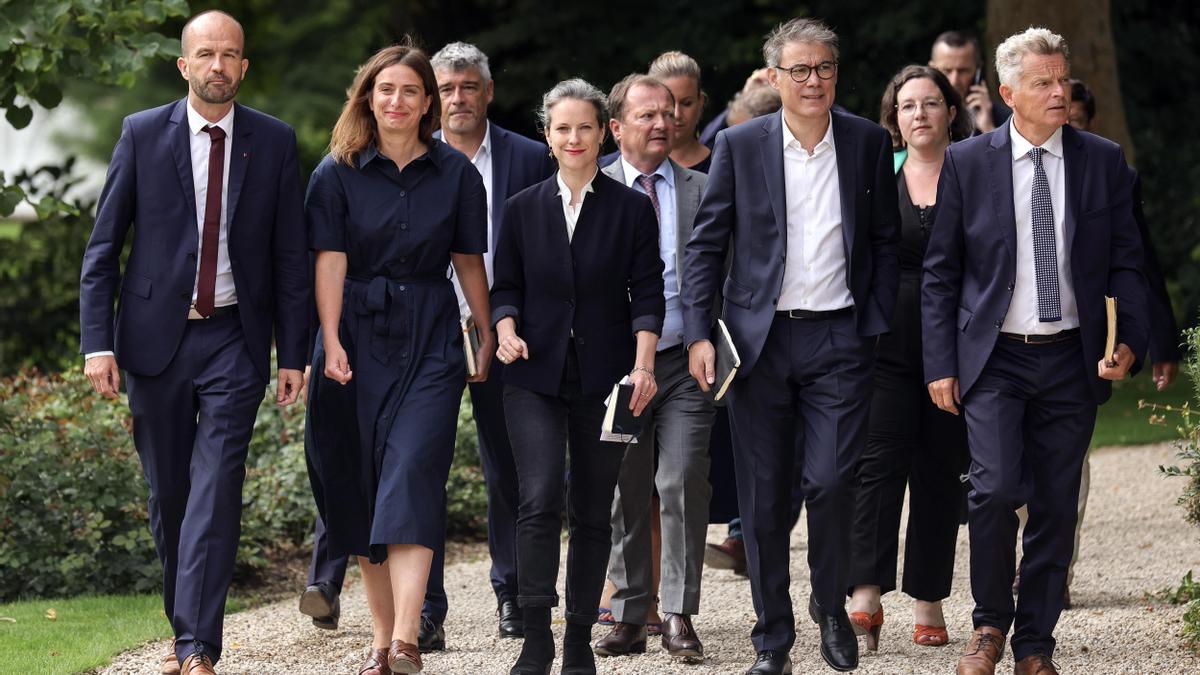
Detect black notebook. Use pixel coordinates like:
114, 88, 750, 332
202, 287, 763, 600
601, 381, 644, 443
712, 319, 741, 401
462, 316, 483, 377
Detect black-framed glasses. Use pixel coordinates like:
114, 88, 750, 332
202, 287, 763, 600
776, 61, 838, 83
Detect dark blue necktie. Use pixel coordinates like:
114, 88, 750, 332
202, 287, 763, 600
1028, 147, 1061, 322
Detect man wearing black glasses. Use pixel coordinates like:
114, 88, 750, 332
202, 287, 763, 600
681, 16, 898, 675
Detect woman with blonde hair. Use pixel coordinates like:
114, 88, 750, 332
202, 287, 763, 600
648, 51, 711, 173
304, 41, 492, 674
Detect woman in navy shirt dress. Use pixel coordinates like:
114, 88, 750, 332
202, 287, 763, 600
304, 43, 492, 675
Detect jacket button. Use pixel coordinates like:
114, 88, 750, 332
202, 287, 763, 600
772, 298, 778, 306
186, 253, 196, 261
180, 292, 189, 300
400, 223, 408, 230
577, 337, 585, 346
994, 320, 1002, 328
1007, 283, 1014, 291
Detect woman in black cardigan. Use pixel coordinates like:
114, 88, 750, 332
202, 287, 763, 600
490, 77, 665, 675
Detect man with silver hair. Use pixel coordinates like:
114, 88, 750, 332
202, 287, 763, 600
922, 27, 1148, 675
419, 40, 555, 649
682, 16, 899, 675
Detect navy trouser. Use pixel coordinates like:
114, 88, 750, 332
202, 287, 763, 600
307, 515, 348, 593
962, 336, 1095, 660
727, 313, 873, 653
125, 312, 266, 665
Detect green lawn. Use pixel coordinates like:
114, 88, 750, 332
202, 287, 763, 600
1091, 368, 1194, 448
0, 594, 171, 675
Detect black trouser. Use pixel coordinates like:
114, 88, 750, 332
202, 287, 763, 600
963, 336, 1095, 660
307, 515, 348, 593
504, 348, 627, 625
728, 313, 873, 653
848, 277, 969, 601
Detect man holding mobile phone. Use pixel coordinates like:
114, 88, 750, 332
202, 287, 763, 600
929, 30, 1011, 134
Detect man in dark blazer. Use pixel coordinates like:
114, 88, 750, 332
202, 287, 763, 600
79, 10, 308, 675
594, 74, 713, 661
420, 41, 555, 647
682, 18, 899, 675
922, 28, 1148, 675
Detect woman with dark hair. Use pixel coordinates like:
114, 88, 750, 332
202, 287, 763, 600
491, 77, 664, 675
845, 64, 971, 652
305, 42, 493, 674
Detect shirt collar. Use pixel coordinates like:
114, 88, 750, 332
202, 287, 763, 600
475, 123, 492, 161
619, 156, 673, 190
186, 100, 235, 138
555, 167, 598, 199
1010, 122, 1064, 161
356, 139, 442, 170
781, 110, 835, 155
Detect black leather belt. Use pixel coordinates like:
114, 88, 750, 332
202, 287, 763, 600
999, 328, 1079, 344
188, 304, 238, 320
776, 307, 854, 320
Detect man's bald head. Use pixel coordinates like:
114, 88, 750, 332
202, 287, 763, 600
181, 10, 245, 57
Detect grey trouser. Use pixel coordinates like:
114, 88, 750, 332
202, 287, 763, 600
608, 346, 716, 620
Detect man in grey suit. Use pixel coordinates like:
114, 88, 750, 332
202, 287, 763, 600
593, 73, 716, 663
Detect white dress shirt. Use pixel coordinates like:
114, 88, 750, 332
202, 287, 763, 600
453, 125, 493, 317
86, 102, 235, 361
1003, 124, 1079, 334
777, 112, 854, 311
186, 101, 237, 308
556, 168, 597, 242
620, 156, 683, 349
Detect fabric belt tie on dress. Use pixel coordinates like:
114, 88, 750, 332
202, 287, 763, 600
347, 273, 448, 364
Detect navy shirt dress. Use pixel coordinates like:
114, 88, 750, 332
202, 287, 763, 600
304, 140, 486, 563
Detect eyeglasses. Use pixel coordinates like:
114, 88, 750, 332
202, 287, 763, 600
775, 61, 837, 83
896, 98, 946, 116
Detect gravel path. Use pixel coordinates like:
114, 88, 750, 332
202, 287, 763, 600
101, 443, 1200, 674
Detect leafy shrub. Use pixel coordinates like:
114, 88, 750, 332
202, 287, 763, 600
1157, 324, 1200, 650
0, 366, 487, 601
0, 160, 96, 375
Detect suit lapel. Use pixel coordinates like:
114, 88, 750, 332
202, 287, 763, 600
489, 122, 511, 248
1062, 126, 1086, 254
832, 113, 857, 259
169, 100, 197, 223
673, 160, 698, 295
224, 103, 252, 235
986, 122, 1018, 273
758, 115, 787, 243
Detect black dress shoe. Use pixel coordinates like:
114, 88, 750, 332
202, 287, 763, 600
744, 649, 792, 675
418, 614, 445, 651
499, 599, 525, 638
808, 596, 858, 672
298, 583, 340, 630
592, 622, 647, 657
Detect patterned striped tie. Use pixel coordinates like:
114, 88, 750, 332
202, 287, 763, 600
636, 173, 662, 225
1028, 147, 1061, 322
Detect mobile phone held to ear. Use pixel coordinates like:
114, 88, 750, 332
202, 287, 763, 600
973, 66, 983, 87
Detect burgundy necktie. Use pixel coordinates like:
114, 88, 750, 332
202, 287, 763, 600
196, 124, 226, 318
636, 173, 662, 225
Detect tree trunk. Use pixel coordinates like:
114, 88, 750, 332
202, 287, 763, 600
986, 0, 1135, 165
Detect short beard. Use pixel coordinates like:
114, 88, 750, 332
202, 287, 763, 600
191, 75, 240, 105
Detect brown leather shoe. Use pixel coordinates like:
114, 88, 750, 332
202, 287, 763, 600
593, 622, 647, 656
359, 646, 392, 675
661, 613, 703, 661
160, 639, 180, 674
387, 639, 422, 673
704, 537, 747, 575
180, 653, 215, 675
956, 626, 1005, 675
1014, 654, 1060, 675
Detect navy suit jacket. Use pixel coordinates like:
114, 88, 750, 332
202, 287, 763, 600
80, 99, 309, 381
435, 121, 556, 250
491, 172, 665, 396
681, 109, 901, 375
922, 120, 1149, 404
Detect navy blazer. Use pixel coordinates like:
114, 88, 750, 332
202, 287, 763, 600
491, 172, 665, 396
681, 110, 901, 375
80, 99, 309, 381
435, 121, 556, 250
922, 121, 1149, 404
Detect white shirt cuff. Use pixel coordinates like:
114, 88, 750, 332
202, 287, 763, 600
84, 351, 115, 360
